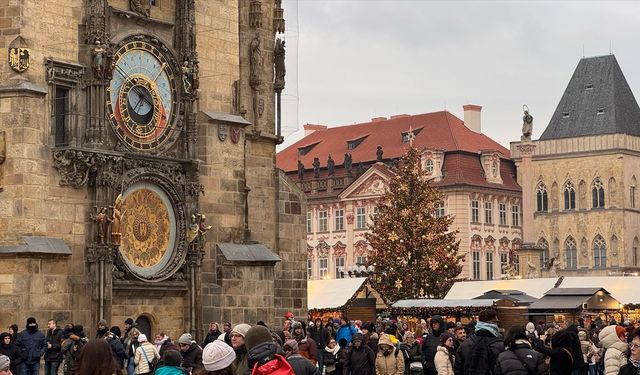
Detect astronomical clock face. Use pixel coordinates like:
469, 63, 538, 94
108, 40, 178, 151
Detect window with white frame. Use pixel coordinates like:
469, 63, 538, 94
307, 259, 312, 279
471, 200, 480, 223
356, 207, 367, 229
335, 256, 345, 278
500, 252, 508, 274
425, 159, 434, 174
484, 201, 493, 224
536, 183, 548, 212
564, 181, 576, 210
435, 201, 445, 218
334, 209, 344, 231
372, 207, 380, 220
511, 204, 520, 226
499, 203, 507, 225
356, 255, 367, 265
319, 258, 328, 278
486, 252, 494, 280
318, 210, 328, 232
472, 251, 481, 280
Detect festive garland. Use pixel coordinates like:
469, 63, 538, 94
389, 305, 488, 316
624, 303, 640, 310
308, 280, 384, 314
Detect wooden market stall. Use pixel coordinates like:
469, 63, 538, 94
527, 287, 622, 325
307, 277, 387, 323
390, 299, 501, 325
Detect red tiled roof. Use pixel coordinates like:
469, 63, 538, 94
276, 111, 510, 172
436, 152, 520, 192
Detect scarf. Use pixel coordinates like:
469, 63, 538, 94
325, 345, 340, 356
629, 358, 640, 369
475, 321, 500, 337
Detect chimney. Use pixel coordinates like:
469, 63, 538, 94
303, 124, 327, 136
463, 104, 482, 133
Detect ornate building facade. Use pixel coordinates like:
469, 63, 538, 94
277, 107, 522, 281
512, 55, 640, 277
0, 0, 306, 340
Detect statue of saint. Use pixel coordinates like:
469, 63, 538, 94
327, 155, 335, 176
312, 157, 320, 179
199, 214, 212, 235
187, 215, 199, 244
274, 38, 286, 89
297, 160, 304, 181
110, 194, 123, 246
376, 146, 384, 161
95, 207, 112, 245
92, 40, 106, 78
521, 106, 533, 141
343, 153, 352, 173
182, 61, 193, 94
250, 35, 263, 86
130, 0, 150, 17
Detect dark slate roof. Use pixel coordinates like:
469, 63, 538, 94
216, 243, 281, 264
474, 290, 538, 304
540, 55, 640, 140
544, 287, 609, 296
528, 295, 589, 310
0, 236, 71, 255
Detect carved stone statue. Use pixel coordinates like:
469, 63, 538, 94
95, 206, 112, 245
356, 163, 365, 176
327, 155, 335, 176
521, 106, 533, 141
187, 215, 199, 244
273, 38, 286, 90
0, 130, 5, 191
343, 153, 352, 175
376, 146, 383, 161
182, 61, 193, 94
526, 260, 537, 279
92, 40, 106, 78
297, 160, 304, 181
250, 35, 263, 87
130, 0, 150, 17
312, 157, 320, 179
199, 214, 212, 235
110, 194, 123, 246
546, 257, 558, 276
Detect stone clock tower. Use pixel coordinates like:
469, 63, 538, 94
0, 0, 306, 340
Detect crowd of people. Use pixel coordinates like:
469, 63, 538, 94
0, 311, 639, 375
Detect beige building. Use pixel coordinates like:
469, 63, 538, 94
512, 55, 640, 276
277, 107, 522, 281
0, 0, 306, 340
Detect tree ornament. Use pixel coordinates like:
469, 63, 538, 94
395, 279, 403, 290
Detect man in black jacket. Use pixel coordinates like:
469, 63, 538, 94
44, 319, 63, 375
15, 317, 47, 375
422, 315, 445, 375
96, 319, 127, 370
344, 333, 375, 375
309, 318, 329, 373
455, 309, 505, 375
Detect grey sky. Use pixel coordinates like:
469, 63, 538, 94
278, 0, 640, 151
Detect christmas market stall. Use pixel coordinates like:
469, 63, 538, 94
445, 277, 560, 299
390, 299, 501, 324
308, 277, 387, 323
527, 287, 622, 325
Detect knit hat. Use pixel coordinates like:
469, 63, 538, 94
26, 317, 37, 327
0, 355, 9, 370
446, 321, 457, 330
245, 325, 273, 351
283, 339, 299, 353
125, 318, 134, 325
138, 334, 147, 343
97, 319, 108, 327
110, 326, 122, 338
202, 341, 236, 371
440, 332, 454, 346
231, 323, 251, 338
163, 350, 182, 367
291, 321, 302, 331
178, 333, 195, 345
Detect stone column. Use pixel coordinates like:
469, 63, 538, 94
515, 142, 543, 278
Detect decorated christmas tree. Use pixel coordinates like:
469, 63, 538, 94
366, 146, 463, 302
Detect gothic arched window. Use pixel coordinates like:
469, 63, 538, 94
564, 181, 576, 210
538, 238, 549, 269
565, 237, 577, 269
593, 235, 606, 268
592, 178, 605, 208
536, 183, 548, 212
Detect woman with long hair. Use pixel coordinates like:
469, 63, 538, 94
75, 339, 120, 375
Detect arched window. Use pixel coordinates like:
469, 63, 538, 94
536, 183, 548, 212
538, 238, 549, 269
565, 237, 577, 269
630, 176, 637, 209
592, 178, 605, 208
425, 159, 434, 174
593, 235, 606, 268
564, 181, 576, 210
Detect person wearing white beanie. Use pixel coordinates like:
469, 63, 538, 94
134, 333, 159, 375
230, 324, 251, 375
202, 341, 236, 374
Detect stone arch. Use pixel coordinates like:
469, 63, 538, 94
592, 178, 605, 208
633, 236, 640, 266
563, 180, 576, 210
135, 314, 154, 338
538, 238, 549, 268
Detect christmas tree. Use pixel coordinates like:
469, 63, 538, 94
366, 146, 463, 302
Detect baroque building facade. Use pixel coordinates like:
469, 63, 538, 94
277, 107, 522, 281
512, 55, 640, 277
0, 0, 306, 340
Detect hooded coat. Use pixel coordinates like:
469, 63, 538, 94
598, 325, 628, 375
434, 346, 455, 375
0, 332, 22, 374
15, 323, 47, 364
375, 334, 404, 375
344, 333, 375, 375
293, 321, 318, 365
455, 323, 505, 375
422, 315, 445, 375
494, 340, 545, 375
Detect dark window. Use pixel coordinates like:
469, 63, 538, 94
564, 182, 576, 210
347, 136, 367, 150
54, 87, 69, 146
151, 0, 158, 5
592, 179, 605, 208
536, 184, 548, 212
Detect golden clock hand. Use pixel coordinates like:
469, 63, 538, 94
152, 63, 167, 83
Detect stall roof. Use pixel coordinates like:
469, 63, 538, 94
445, 278, 559, 299
307, 277, 369, 310
473, 290, 537, 304
528, 295, 591, 310
557, 277, 640, 304
392, 299, 499, 308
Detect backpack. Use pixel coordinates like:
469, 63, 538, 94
251, 353, 295, 375
465, 336, 493, 375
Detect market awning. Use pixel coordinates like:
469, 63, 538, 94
307, 277, 370, 311
557, 277, 640, 304
445, 278, 560, 299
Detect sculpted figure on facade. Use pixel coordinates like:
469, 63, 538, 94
327, 155, 335, 176
94, 206, 112, 245
92, 40, 106, 78
130, 0, 150, 17
273, 38, 286, 90
312, 157, 320, 178
343, 153, 352, 175
0, 131, 5, 191
297, 160, 304, 181
250, 35, 263, 87
376, 145, 383, 161
521, 105, 533, 141
110, 194, 123, 245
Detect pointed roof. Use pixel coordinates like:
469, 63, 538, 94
540, 55, 640, 140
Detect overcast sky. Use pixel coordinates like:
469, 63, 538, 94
278, 0, 640, 151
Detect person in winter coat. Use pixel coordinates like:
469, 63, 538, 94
578, 330, 591, 365
155, 350, 188, 375
368, 332, 379, 353
155, 332, 173, 358
134, 334, 160, 375
335, 319, 358, 346
375, 333, 404, 375
344, 333, 375, 375
96, 319, 127, 370
200, 340, 236, 375
230, 324, 251, 375
335, 338, 349, 375
309, 318, 329, 372
61, 325, 88, 375
15, 317, 47, 375
291, 321, 317, 365
125, 328, 141, 375
399, 331, 422, 375
494, 326, 545, 375
202, 323, 222, 348
422, 315, 445, 375
323, 338, 339, 374
44, 319, 63, 375
455, 309, 505, 375
0, 332, 22, 375
282, 339, 320, 375
433, 332, 455, 375
75, 339, 121, 375
535, 328, 579, 375
618, 327, 640, 375
243, 325, 295, 375
178, 333, 203, 371
598, 325, 628, 375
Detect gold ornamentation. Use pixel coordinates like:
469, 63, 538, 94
8, 48, 30, 73
121, 188, 170, 268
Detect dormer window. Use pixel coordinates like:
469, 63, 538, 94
401, 127, 423, 143
425, 159, 434, 174
492, 160, 499, 177
298, 141, 320, 156
347, 135, 368, 150
597, 108, 605, 115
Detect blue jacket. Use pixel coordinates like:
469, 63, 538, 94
335, 324, 357, 344
155, 366, 187, 375
15, 329, 47, 364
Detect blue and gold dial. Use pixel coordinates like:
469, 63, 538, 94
108, 40, 178, 151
